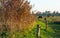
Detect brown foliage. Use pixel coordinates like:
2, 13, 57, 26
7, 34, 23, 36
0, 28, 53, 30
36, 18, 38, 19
0, 0, 36, 33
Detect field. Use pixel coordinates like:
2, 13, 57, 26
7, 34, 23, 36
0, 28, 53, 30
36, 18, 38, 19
39, 16, 60, 38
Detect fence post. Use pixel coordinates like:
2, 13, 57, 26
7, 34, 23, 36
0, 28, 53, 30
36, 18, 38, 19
44, 17, 48, 30
36, 24, 40, 38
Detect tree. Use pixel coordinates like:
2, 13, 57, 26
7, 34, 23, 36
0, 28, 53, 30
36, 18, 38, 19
0, 0, 36, 38
52, 11, 56, 16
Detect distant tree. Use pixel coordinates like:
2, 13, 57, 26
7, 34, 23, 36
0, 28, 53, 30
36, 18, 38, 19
56, 11, 59, 16
52, 11, 56, 16
47, 11, 51, 17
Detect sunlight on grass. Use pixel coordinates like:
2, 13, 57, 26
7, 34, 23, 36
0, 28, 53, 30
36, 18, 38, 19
36, 19, 55, 38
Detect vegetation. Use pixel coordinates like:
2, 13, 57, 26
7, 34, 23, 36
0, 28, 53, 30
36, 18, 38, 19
0, 0, 60, 38
0, 0, 36, 38
36, 11, 60, 16
37, 16, 60, 38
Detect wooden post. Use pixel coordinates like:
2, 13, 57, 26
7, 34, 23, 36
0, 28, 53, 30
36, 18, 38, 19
36, 24, 40, 38
44, 17, 48, 30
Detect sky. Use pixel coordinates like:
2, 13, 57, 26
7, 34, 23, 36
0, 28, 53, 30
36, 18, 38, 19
28, 0, 60, 12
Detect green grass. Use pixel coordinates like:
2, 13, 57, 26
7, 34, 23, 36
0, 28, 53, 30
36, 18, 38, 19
48, 23, 60, 38
36, 16, 60, 38
36, 20, 55, 38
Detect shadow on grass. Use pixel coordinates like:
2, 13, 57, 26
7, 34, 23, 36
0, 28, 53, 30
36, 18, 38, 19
48, 22, 60, 38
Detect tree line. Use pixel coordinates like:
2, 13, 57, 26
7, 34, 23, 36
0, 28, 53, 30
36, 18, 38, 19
36, 11, 60, 16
